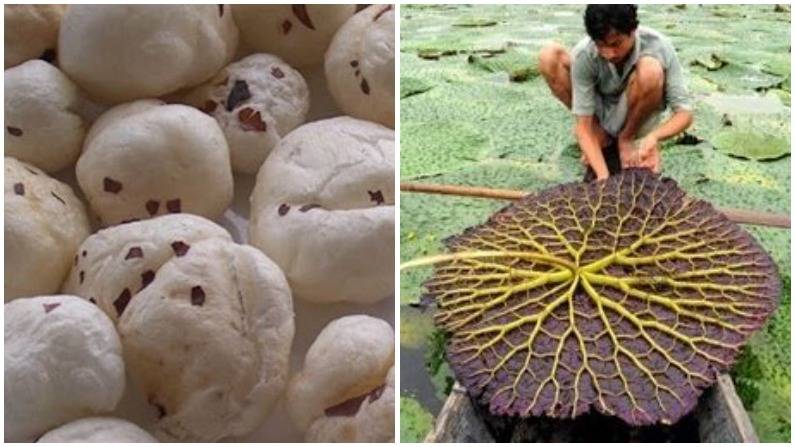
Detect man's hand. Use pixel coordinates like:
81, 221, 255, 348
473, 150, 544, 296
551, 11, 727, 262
623, 110, 693, 174
618, 137, 637, 168
575, 116, 610, 180
637, 134, 661, 173
618, 134, 661, 173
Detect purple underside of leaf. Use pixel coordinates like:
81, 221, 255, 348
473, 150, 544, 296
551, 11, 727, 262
424, 169, 779, 426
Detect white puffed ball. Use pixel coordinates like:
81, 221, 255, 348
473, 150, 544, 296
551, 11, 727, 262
4, 296, 125, 442
5, 60, 88, 172
37, 417, 158, 443
183, 53, 309, 174
59, 5, 238, 104
232, 5, 357, 68
5, 157, 90, 302
76, 101, 233, 226
119, 238, 294, 441
306, 367, 395, 442
249, 117, 394, 304
4, 5, 65, 68
325, 5, 395, 127
287, 315, 394, 435
62, 214, 232, 323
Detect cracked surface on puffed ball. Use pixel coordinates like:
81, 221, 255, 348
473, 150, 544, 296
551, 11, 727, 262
119, 238, 294, 442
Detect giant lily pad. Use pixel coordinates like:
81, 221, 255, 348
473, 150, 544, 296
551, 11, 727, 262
401, 121, 490, 178
467, 50, 540, 83
421, 169, 780, 426
712, 130, 790, 161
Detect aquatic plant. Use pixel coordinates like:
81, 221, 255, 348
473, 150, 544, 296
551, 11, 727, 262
414, 169, 780, 425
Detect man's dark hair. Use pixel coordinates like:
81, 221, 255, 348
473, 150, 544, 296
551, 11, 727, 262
584, 5, 639, 41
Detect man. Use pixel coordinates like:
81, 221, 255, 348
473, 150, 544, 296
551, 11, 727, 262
538, 4, 693, 180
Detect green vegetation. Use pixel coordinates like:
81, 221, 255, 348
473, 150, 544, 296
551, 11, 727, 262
426, 329, 455, 401
400, 396, 434, 442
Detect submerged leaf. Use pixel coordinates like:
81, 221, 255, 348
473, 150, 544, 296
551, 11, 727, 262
422, 169, 779, 426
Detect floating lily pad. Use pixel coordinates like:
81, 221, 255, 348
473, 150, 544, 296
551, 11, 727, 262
401, 121, 491, 178
712, 130, 790, 161
702, 93, 788, 116
690, 53, 729, 71
401, 76, 434, 99
467, 50, 540, 83
761, 55, 791, 78
454, 17, 499, 27
417, 48, 458, 60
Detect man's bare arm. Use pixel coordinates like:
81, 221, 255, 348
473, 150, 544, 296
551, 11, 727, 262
575, 115, 610, 180
636, 109, 694, 172
649, 109, 693, 141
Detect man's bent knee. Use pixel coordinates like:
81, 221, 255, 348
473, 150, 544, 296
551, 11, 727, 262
634, 56, 664, 91
538, 42, 569, 75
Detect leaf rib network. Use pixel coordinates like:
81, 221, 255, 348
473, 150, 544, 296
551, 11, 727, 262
423, 169, 779, 426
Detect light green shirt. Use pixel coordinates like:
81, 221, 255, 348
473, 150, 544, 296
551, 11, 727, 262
571, 26, 692, 117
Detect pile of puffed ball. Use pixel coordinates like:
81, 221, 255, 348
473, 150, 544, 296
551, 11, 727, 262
4, 4, 395, 443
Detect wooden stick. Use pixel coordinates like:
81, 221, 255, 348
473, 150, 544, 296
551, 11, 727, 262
401, 182, 791, 229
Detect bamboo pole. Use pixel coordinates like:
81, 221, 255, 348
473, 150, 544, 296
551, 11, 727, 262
401, 182, 791, 229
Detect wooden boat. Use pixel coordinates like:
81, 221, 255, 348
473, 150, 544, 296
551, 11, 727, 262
425, 374, 757, 443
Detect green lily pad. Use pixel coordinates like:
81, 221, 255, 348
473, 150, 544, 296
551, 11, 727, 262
712, 130, 790, 160
400, 121, 490, 178
761, 54, 791, 78
401, 76, 434, 99
417, 48, 457, 60
453, 17, 498, 27
690, 53, 730, 71
466, 50, 540, 82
